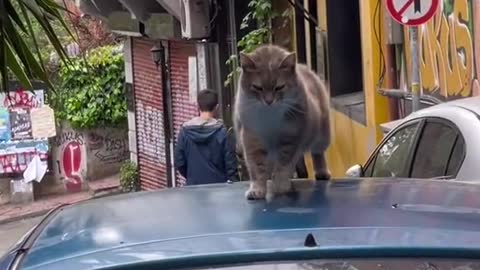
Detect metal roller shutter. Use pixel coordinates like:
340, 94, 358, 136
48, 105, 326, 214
132, 39, 168, 190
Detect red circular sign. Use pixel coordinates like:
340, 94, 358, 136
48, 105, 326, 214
386, 0, 439, 26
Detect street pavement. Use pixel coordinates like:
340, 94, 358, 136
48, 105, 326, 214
0, 217, 40, 257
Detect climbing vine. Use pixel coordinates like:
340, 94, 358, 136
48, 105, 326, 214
225, 0, 277, 87
51, 45, 127, 129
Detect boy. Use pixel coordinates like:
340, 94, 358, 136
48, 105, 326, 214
175, 89, 238, 185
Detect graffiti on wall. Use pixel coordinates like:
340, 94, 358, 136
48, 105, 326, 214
136, 103, 165, 162
0, 140, 48, 174
1, 89, 45, 110
61, 141, 83, 193
53, 131, 84, 147
54, 130, 85, 193
0, 87, 50, 176
53, 128, 128, 192
404, 0, 480, 99
0, 151, 48, 174
87, 132, 129, 164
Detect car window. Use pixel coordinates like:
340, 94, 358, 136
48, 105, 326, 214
446, 135, 465, 176
410, 121, 459, 178
363, 156, 374, 177
371, 123, 419, 178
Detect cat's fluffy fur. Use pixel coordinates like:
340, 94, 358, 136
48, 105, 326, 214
234, 45, 331, 200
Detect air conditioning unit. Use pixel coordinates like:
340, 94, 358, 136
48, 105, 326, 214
180, 0, 210, 39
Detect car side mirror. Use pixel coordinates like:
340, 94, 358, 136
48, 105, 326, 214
346, 164, 364, 177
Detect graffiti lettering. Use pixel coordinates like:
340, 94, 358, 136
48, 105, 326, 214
0, 151, 48, 174
2, 90, 44, 109
94, 135, 128, 164
87, 132, 104, 150
53, 132, 84, 147
85, 131, 129, 164
94, 151, 129, 164
105, 137, 128, 152
136, 103, 165, 162
405, 0, 476, 98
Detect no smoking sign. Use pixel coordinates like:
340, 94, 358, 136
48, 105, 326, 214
386, 0, 439, 26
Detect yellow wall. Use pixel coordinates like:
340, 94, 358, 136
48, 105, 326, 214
326, 111, 375, 176
303, 0, 480, 177
318, 0, 389, 177
273, 0, 390, 178
404, 0, 479, 98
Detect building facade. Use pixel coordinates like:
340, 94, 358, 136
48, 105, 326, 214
78, 0, 480, 188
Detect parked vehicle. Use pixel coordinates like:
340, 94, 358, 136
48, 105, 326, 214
346, 96, 480, 180
2, 179, 480, 270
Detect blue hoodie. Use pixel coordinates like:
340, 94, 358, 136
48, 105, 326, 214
174, 117, 238, 185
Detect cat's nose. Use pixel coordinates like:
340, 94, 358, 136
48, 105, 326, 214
265, 99, 273, 105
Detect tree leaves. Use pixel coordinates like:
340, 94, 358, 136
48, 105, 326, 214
0, 0, 72, 92
225, 0, 276, 87
51, 45, 127, 129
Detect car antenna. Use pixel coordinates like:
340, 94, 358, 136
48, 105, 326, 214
304, 233, 318, 247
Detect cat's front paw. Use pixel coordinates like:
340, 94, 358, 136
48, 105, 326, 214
245, 187, 266, 200
315, 169, 331, 181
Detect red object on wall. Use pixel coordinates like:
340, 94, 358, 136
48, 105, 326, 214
132, 39, 168, 190
62, 142, 82, 193
169, 41, 198, 186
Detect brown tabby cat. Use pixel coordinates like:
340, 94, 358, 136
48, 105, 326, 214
234, 45, 330, 200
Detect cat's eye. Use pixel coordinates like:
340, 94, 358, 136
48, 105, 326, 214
275, 85, 285, 91
252, 85, 263, 91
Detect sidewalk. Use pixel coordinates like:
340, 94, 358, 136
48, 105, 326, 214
0, 175, 121, 225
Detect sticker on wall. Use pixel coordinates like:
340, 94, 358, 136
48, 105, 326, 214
10, 109, 32, 140
31, 105, 56, 138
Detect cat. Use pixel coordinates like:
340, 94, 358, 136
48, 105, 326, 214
233, 45, 331, 200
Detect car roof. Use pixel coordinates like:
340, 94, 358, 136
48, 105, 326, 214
411, 96, 480, 118
380, 97, 480, 133
441, 96, 480, 114
21, 179, 480, 270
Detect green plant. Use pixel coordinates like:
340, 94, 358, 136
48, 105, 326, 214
120, 161, 139, 192
0, 0, 73, 92
52, 45, 127, 129
225, 0, 279, 87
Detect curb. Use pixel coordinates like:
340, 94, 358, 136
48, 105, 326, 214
0, 188, 124, 225
89, 185, 122, 197
92, 188, 124, 199
0, 208, 52, 226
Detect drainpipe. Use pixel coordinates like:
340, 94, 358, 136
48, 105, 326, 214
384, 44, 399, 120
151, 42, 175, 188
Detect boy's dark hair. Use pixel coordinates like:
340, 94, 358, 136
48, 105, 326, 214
197, 89, 218, 112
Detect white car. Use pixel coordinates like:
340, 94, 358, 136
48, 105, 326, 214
347, 96, 480, 180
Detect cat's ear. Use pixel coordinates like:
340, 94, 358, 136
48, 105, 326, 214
239, 52, 256, 72
280, 52, 296, 70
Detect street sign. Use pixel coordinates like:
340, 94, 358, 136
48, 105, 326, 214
386, 0, 439, 26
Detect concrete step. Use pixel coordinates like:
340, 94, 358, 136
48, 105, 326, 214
87, 174, 123, 198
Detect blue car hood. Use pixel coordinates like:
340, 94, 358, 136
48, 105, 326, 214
15, 179, 480, 270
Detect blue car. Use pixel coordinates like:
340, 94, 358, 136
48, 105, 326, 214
2, 179, 480, 270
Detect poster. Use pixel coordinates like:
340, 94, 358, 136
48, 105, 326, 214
10, 109, 32, 140
31, 106, 56, 138
0, 108, 11, 141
